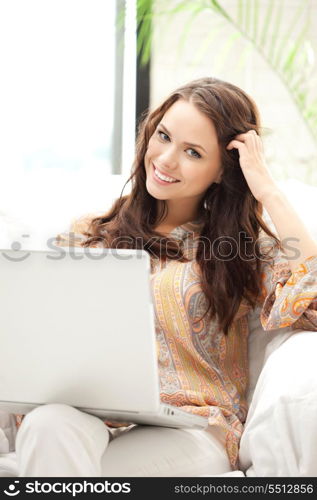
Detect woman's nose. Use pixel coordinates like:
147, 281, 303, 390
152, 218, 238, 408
159, 146, 178, 169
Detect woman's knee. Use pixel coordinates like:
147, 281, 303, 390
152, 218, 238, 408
18, 404, 80, 436
101, 426, 231, 477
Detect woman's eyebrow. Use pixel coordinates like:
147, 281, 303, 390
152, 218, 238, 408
159, 123, 207, 153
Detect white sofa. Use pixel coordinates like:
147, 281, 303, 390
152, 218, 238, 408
0, 178, 316, 477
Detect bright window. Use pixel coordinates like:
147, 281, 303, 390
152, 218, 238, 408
0, 0, 136, 244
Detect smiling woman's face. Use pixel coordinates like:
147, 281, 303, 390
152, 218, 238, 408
144, 99, 222, 210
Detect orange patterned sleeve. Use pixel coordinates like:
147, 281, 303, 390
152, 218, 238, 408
258, 236, 317, 331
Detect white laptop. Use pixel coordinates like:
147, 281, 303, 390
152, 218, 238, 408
0, 245, 208, 429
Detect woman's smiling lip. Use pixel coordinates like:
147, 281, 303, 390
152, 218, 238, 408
152, 163, 180, 182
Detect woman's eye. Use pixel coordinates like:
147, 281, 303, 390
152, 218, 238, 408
158, 131, 170, 141
187, 148, 201, 159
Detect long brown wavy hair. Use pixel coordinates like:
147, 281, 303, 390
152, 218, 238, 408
80, 77, 280, 334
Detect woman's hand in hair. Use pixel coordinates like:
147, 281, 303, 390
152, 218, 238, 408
226, 130, 278, 203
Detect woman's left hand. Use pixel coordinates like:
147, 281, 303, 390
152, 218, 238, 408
226, 130, 278, 202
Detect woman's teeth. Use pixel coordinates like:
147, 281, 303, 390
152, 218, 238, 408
154, 168, 178, 183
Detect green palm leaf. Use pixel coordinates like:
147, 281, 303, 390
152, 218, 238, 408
272, 1, 306, 70
267, 0, 284, 63
176, 3, 210, 59
259, 0, 275, 48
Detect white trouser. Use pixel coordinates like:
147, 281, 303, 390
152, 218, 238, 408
15, 405, 232, 477
239, 330, 317, 476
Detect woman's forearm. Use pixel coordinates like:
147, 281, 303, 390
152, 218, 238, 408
261, 188, 317, 272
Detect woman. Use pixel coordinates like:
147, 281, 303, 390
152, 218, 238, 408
14, 77, 317, 476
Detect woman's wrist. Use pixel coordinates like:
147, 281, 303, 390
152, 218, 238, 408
257, 184, 283, 206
